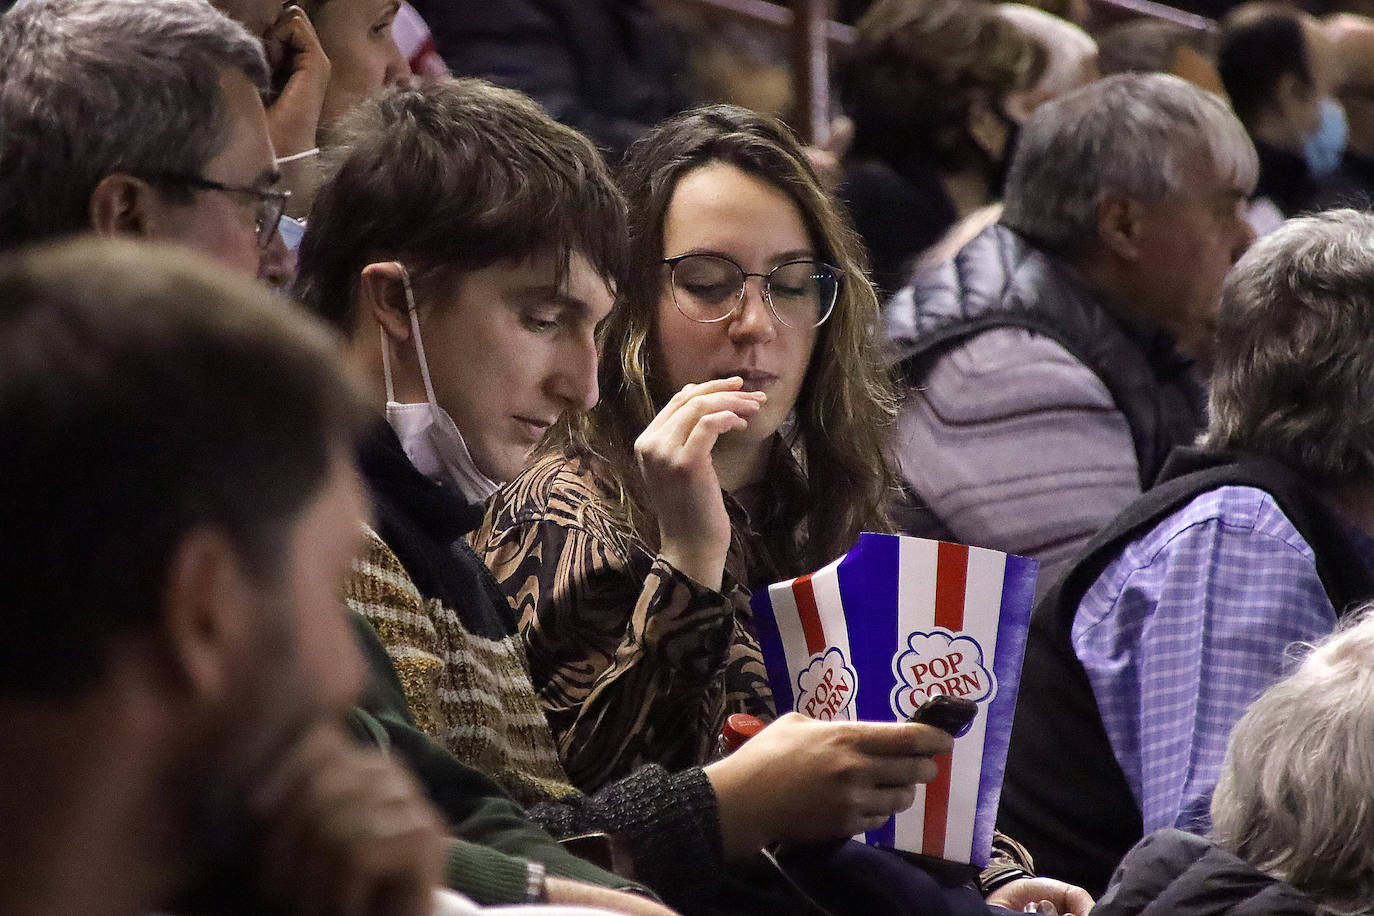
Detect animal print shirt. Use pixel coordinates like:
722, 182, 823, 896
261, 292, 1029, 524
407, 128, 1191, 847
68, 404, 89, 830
471, 450, 788, 792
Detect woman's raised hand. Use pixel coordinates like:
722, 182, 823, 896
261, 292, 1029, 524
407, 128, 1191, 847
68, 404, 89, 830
634, 377, 765, 591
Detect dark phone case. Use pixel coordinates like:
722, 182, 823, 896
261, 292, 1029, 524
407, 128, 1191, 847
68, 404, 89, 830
909, 695, 978, 737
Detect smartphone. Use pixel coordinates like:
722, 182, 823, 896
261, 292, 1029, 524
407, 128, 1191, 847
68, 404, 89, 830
266, 2, 303, 100
909, 695, 978, 737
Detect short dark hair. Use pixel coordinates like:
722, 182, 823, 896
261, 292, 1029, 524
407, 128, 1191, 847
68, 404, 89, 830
1097, 19, 1218, 76
0, 238, 369, 697
0, 0, 268, 251
296, 78, 627, 333
1218, 4, 1313, 126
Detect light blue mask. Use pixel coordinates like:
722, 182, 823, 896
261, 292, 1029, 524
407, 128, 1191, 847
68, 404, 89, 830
1303, 97, 1348, 180
277, 214, 307, 252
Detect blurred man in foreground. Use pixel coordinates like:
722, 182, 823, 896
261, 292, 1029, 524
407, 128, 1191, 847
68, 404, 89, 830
0, 239, 446, 915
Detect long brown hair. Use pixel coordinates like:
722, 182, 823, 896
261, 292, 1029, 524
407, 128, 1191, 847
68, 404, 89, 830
548, 105, 897, 573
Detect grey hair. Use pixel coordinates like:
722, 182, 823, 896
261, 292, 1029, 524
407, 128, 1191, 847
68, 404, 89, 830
1211, 608, 1374, 914
0, 0, 268, 251
1201, 209, 1374, 486
1000, 72, 1256, 254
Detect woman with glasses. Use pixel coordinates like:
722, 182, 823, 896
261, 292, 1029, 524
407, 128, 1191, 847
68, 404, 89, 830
471, 105, 898, 793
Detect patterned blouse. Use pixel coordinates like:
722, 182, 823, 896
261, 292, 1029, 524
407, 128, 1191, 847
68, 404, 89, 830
470, 448, 801, 792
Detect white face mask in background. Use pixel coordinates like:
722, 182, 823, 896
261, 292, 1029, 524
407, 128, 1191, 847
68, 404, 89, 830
381, 263, 499, 504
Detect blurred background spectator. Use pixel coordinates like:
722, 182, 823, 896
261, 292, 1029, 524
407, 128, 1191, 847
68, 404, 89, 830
838, 0, 1047, 297
1219, 2, 1346, 230
1097, 19, 1227, 95
919, 2, 1100, 268
887, 74, 1254, 597
406, 0, 695, 158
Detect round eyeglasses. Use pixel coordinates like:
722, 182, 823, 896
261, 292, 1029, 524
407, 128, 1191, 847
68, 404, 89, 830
663, 254, 842, 329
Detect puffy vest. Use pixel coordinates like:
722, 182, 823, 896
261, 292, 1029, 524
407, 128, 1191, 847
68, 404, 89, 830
887, 223, 1205, 489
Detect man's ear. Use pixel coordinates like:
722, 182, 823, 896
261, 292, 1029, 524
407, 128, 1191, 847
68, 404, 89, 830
160, 528, 257, 702
358, 261, 413, 344
88, 173, 158, 240
1095, 194, 1145, 262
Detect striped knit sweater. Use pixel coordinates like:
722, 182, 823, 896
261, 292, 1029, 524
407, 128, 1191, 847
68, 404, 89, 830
346, 526, 579, 806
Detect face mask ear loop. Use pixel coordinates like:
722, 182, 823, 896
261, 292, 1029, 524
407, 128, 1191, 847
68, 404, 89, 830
380, 323, 397, 403
395, 262, 442, 409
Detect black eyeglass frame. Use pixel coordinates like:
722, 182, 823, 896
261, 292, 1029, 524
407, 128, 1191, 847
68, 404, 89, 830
662, 253, 843, 329
135, 172, 290, 250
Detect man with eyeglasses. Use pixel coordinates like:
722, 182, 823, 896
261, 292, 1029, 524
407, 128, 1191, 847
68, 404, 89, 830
0, 0, 287, 279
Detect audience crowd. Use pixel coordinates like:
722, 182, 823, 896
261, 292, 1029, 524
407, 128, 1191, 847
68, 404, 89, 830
3, 0, 1374, 914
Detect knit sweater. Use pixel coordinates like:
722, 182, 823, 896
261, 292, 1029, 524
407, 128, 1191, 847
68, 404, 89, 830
353, 421, 731, 910
347, 525, 576, 807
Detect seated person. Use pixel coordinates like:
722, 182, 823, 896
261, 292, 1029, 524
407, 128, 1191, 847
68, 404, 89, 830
299, 80, 1086, 915
838, 0, 1046, 297
0, 238, 445, 916
0, 0, 282, 275
0, 6, 675, 910
887, 74, 1255, 595
1219, 3, 1346, 233
1000, 209, 1374, 896
1097, 610, 1374, 914
917, 3, 1100, 269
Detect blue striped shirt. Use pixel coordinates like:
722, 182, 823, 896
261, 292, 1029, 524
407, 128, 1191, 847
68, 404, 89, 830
1072, 485, 1373, 837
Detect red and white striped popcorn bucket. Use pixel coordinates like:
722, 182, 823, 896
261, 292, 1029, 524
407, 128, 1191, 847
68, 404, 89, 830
750, 533, 1038, 867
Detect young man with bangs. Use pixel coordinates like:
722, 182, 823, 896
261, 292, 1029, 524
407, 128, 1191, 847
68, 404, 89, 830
298, 77, 701, 912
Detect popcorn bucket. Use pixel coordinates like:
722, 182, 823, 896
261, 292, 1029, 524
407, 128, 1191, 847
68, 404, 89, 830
750, 533, 1038, 867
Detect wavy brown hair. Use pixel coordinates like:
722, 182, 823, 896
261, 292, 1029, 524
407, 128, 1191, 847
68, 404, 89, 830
547, 105, 898, 573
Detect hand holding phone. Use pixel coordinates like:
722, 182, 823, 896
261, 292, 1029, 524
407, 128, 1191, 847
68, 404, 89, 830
263, 2, 330, 158
909, 694, 978, 737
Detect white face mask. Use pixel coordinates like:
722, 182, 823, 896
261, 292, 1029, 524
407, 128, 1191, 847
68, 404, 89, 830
381, 264, 499, 504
